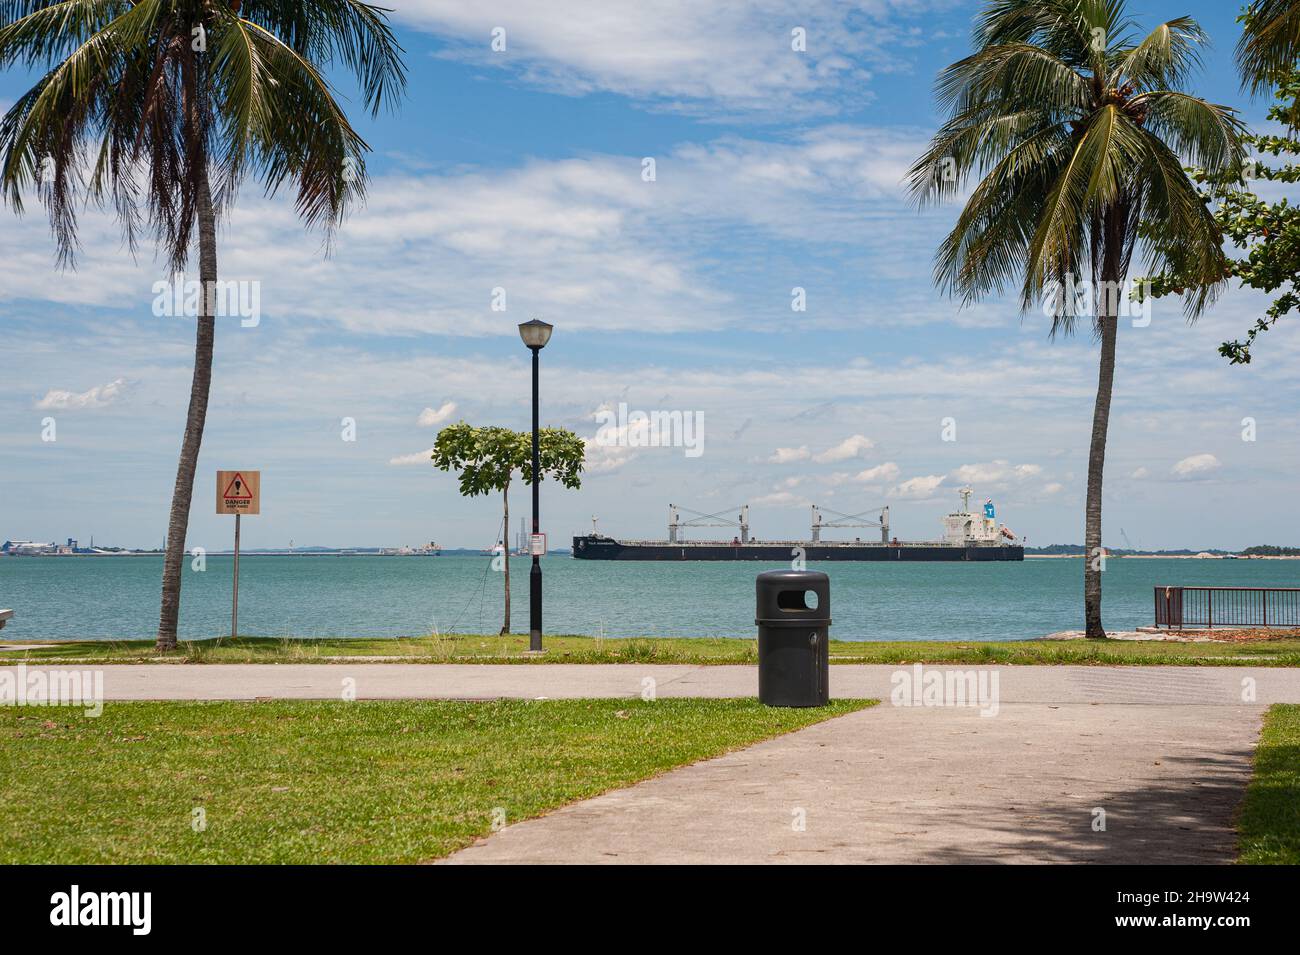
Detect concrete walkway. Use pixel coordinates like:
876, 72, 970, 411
10, 662, 1300, 704
445, 702, 1262, 864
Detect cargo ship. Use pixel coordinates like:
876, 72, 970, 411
572, 487, 1023, 562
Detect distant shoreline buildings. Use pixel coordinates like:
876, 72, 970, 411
1, 538, 160, 556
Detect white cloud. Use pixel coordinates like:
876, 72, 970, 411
950, 460, 1042, 485
813, 433, 874, 463
399, 2, 939, 116
34, 377, 131, 410
1130, 467, 1150, 479
853, 461, 900, 483
0, 127, 941, 340
388, 448, 435, 466
583, 439, 636, 474
889, 475, 946, 500
417, 402, 458, 427
751, 490, 810, 508
1172, 454, 1221, 478
769, 446, 812, 464
591, 404, 672, 451
1042, 482, 1063, 495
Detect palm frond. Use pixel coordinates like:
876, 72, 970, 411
1135, 90, 1246, 171
241, 0, 406, 114
1, 0, 406, 269
934, 126, 1068, 302
912, 0, 1243, 330
908, 103, 1058, 204
236, 17, 367, 236
1237, 0, 1300, 93
1111, 17, 1206, 90
937, 42, 1091, 114
1133, 128, 1231, 316
0, 0, 125, 68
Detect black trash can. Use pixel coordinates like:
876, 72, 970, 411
755, 570, 831, 707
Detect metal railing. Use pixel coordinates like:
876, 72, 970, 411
1154, 586, 1300, 629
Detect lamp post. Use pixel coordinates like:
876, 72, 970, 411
518, 318, 553, 651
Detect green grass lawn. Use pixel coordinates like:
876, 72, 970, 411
1238, 704, 1300, 864
0, 698, 871, 864
4, 632, 1299, 666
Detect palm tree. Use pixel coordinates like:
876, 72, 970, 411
1237, 0, 1300, 93
909, 0, 1244, 638
0, 0, 405, 649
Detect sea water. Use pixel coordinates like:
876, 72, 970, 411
1, 554, 1298, 642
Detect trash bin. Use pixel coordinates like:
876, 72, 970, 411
755, 570, 831, 707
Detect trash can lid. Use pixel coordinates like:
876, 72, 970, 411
755, 570, 830, 620
756, 570, 829, 584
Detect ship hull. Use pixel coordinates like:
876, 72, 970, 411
571, 536, 1022, 562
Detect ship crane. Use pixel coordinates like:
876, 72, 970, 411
811, 504, 889, 544
668, 504, 749, 543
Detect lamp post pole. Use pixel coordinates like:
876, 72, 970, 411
529, 342, 542, 651
517, 318, 552, 652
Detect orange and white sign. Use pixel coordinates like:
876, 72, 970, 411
216, 470, 260, 515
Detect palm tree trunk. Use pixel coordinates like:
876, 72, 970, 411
1083, 315, 1115, 638
501, 482, 511, 635
155, 167, 217, 650
1084, 223, 1123, 639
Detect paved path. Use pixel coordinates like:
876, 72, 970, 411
9, 662, 1300, 704
445, 702, 1262, 864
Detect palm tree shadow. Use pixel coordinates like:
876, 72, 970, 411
897, 749, 1254, 864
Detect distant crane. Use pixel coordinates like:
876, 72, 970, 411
811, 504, 889, 544
669, 504, 748, 543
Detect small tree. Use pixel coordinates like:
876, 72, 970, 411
431, 422, 584, 635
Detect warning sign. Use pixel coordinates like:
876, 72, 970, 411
216, 470, 260, 515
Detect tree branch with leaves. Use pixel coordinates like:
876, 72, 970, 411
1143, 3, 1300, 364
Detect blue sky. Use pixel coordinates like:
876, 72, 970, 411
1, 0, 1297, 551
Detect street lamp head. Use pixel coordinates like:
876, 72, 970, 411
518, 318, 553, 350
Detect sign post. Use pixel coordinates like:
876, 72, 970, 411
233, 511, 240, 640
216, 470, 260, 641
